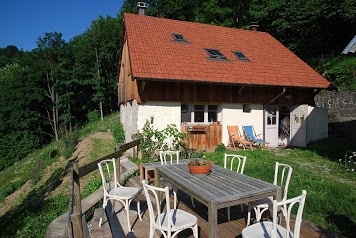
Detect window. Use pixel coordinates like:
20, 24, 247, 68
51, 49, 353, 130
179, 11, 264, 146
208, 105, 218, 122
243, 104, 251, 113
181, 104, 218, 124
194, 105, 205, 122
205, 48, 227, 60
232, 51, 249, 61
266, 107, 277, 125
172, 33, 187, 42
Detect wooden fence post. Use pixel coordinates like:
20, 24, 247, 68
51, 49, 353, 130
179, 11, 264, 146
72, 163, 83, 238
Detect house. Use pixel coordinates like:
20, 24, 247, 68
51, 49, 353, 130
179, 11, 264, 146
342, 35, 356, 54
118, 5, 331, 151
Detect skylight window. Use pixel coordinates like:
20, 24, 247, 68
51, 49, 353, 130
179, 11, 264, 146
205, 48, 227, 60
172, 33, 186, 42
232, 51, 249, 61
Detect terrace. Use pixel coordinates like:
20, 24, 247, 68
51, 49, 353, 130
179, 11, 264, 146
46, 139, 352, 238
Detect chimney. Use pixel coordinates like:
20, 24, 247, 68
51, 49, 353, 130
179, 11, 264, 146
249, 22, 259, 31
137, 2, 147, 15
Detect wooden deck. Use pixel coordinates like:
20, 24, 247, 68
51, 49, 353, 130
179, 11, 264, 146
91, 176, 342, 238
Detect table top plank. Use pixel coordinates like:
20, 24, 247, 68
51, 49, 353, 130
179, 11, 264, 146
156, 163, 278, 205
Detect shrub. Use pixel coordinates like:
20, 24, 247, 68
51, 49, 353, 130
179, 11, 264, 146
112, 121, 125, 144
215, 143, 226, 152
140, 121, 186, 162
87, 110, 100, 123
61, 131, 79, 159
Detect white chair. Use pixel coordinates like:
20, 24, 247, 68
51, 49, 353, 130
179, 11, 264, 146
242, 190, 307, 238
159, 150, 180, 165
98, 158, 142, 231
142, 180, 199, 238
247, 162, 293, 226
224, 153, 247, 221
159, 150, 180, 209
224, 153, 246, 174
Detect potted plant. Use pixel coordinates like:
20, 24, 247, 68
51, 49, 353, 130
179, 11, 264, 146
188, 156, 212, 175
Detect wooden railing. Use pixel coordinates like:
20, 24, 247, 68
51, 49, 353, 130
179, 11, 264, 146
68, 139, 140, 238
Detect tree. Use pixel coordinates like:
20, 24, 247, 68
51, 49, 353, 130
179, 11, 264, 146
35, 32, 66, 141
85, 16, 122, 120
0, 63, 43, 169
249, 0, 356, 58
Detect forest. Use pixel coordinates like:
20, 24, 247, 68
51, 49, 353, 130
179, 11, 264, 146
0, 0, 355, 170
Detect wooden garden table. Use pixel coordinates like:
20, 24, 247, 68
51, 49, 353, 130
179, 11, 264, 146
154, 163, 280, 238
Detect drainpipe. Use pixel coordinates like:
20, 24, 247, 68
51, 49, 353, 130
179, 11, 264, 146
264, 87, 286, 109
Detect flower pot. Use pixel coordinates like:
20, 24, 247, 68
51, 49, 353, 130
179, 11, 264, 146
188, 162, 212, 174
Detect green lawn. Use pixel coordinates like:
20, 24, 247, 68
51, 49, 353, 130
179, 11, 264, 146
202, 138, 356, 237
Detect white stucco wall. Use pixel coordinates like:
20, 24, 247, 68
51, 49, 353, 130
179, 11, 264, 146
307, 106, 328, 143
221, 104, 264, 145
137, 101, 181, 132
120, 100, 139, 143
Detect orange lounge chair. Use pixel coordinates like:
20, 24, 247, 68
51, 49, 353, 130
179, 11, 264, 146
227, 125, 253, 150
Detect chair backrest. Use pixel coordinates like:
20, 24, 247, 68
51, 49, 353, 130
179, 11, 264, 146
224, 153, 247, 174
272, 190, 307, 238
243, 125, 255, 141
98, 158, 119, 195
227, 126, 242, 141
142, 180, 172, 230
274, 162, 293, 201
159, 150, 180, 165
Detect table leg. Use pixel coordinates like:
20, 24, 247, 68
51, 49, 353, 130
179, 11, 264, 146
208, 201, 217, 238
154, 168, 161, 198
274, 187, 282, 224
140, 164, 144, 182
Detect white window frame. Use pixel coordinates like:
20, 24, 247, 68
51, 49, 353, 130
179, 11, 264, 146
181, 104, 219, 124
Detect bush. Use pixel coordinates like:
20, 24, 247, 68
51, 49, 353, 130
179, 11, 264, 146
140, 121, 186, 162
112, 122, 125, 144
215, 143, 226, 152
87, 110, 100, 122
61, 131, 79, 159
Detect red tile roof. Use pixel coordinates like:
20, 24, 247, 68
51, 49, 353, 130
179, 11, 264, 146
124, 13, 330, 89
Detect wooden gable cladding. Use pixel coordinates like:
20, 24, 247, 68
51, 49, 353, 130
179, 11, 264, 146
137, 80, 316, 105
118, 39, 141, 104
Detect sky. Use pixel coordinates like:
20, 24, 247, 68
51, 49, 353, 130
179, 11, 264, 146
0, 0, 124, 51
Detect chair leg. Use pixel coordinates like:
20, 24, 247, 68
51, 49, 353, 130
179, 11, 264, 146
125, 200, 131, 232
137, 199, 142, 221
246, 202, 252, 226
192, 224, 198, 238
191, 197, 195, 207
99, 197, 108, 227
173, 186, 178, 209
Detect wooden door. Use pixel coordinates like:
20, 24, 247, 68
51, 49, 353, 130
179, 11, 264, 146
264, 106, 279, 147
290, 105, 307, 147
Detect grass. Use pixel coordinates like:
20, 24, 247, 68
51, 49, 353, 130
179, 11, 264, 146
1, 111, 355, 237
0, 112, 121, 238
203, 139, 356, 237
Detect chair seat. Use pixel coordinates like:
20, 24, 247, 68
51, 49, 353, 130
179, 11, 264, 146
108, 187, 140, 199
242, 221, 293, 238
156, 209, 198, 231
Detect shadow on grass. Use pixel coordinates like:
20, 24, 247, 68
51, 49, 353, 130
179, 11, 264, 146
305, 136, 355, 161
325, 212, 356, 238
0, 166, 66, 237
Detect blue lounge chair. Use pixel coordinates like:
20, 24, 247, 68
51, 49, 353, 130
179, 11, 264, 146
242, 125, 269, 147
